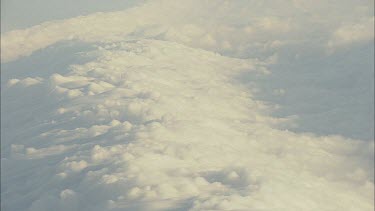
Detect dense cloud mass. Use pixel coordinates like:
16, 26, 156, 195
1, 0, 374, 211
2, 0, 374, 62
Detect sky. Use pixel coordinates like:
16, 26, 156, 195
1, 0, 144, 32
1, 0, 374, 211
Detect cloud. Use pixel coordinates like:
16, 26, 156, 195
1, 1, 374, 211
2, 39, 373, 211
328, 17, 374, 50
2, 0, 373, 62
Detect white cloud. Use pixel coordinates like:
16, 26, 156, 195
2, 39, 373, 211
1, 1, 374, 211
328, 17, 374, 50
2, 0, 373, 62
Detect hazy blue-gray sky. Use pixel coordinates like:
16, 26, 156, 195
1, 0, 143, 32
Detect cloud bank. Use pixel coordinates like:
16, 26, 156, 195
1, 0, 374, 211
2, 0, 373, 62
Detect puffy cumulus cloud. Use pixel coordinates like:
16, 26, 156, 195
2, 0, 373, 62
1, 39, 373, 211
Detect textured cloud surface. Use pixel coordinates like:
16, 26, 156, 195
2, 0, 374, 62
1, 0, 374, 211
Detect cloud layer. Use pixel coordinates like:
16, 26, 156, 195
2, 0, 374, 62
1, 0, 374, 210
2, 39, 373, 211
